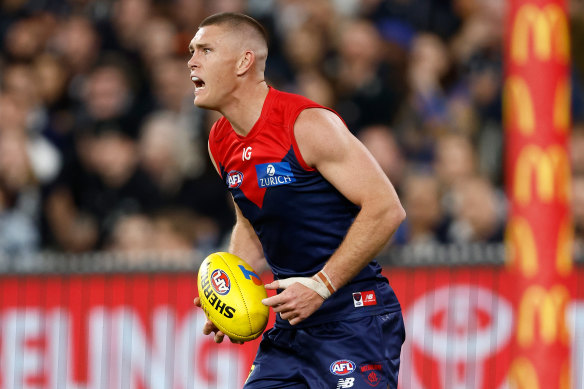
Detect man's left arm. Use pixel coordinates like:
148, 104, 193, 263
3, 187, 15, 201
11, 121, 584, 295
263, 108, 406, 325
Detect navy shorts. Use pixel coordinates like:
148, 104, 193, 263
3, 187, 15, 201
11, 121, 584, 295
243, 311, 405, 389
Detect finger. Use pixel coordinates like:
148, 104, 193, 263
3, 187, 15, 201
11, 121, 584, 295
264, 280, 280, 290
262, 294, 285, 307
230, 338, 245, 345
214, 331, 225, 343
193, 297, 201, 307
203, 320, 216, 335
289, 317, 302, 326
270, 302, 290, 313
279, 310, 296, 321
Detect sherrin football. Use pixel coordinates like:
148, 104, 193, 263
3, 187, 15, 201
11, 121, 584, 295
197, 252, 269, 342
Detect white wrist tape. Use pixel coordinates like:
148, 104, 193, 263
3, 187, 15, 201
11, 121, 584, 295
277, 270, 336, 300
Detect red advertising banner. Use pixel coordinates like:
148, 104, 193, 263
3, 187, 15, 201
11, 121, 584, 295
1, 266, 583, 389
0, 273, 268, 389
504, 0, 573, 387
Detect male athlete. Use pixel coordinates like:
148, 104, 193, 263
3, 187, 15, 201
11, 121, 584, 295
190, 13, 406, 388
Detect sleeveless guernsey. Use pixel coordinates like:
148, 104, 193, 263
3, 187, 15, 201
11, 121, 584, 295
208, 87, 400, 328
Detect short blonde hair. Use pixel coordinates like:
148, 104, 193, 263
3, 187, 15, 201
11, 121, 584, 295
199, 12, 268, 49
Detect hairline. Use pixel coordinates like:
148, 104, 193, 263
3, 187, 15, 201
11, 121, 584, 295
198, 12, 268, 50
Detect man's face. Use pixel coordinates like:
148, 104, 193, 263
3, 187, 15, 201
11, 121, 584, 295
187, 25, 239, 110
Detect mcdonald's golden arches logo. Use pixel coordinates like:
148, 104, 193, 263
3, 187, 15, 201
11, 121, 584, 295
513, 145, 570, 206
511, 3, 570, 64
504, 76, 535, 135
506, 216, 538, 278
517, 284, 570, 347
508, 357, 540, 389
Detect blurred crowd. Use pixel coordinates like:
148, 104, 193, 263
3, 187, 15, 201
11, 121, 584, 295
1, 0, 584, 258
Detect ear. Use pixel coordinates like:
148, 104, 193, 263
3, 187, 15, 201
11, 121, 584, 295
236, 50, 255, 76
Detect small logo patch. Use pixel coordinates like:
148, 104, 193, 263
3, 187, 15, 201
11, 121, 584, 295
330, 360, 356, 376
210, 269, 230, 295
336, 377, 355, 388
242, 146, 252, 161
238, 265, 262, 285
359, 363, 384, 387
255, 162, 296, 188
227, 170, 244, 189
353, 291, 377, 307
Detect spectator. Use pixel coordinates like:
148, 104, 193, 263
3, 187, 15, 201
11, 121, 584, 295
110, 0, 152, 53
3, 15, 49, 61
0, 126, 45, 255
137, 16, 180, 69
332, 18, 402, 133
138, 111, 201, 197
151, 210, 199, 252
149, 56, 194, 113
107, 212, 155, 254
0, 0, 580, 257
446, 175, 505, 243
396, 172, 446, 244
294, 70, 336, 108
358, 124, 406, 189
433, 133, 478, 189
50, 15, 101, 78
45, 123, 162, 251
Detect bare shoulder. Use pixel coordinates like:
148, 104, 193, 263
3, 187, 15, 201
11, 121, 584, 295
293, 108, 398, 209
294, 108, 354, 168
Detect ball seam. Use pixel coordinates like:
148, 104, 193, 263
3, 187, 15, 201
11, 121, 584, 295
217, 252, 254, 338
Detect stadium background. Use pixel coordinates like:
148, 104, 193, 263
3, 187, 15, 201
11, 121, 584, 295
0, 0, 582, 388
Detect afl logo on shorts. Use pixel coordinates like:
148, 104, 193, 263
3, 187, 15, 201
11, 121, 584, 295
330, 360, 356, 376
210, 269, 231, 295
227, 171, 244, 189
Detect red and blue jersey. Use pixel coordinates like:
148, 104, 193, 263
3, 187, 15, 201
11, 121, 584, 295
209, 87, 400, 327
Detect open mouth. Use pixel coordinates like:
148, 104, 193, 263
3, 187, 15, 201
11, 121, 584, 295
191, 76, 206, 92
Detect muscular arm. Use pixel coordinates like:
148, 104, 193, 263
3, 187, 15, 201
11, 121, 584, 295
263, 108, 405, 325
196, 143, 266, 343
229, 200, 267, 273
297, 108, 405, 288
207, 141, 266, 272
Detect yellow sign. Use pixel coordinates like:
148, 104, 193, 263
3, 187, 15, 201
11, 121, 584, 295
517, 284, 570, 347
508, 357, 539, 389
506, 217, 538, 278
511, 3, 570, 64
513, 145, 570, 206
504, 76, 535, 135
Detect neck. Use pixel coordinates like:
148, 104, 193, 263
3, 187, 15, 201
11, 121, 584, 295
220, 81, 270, 136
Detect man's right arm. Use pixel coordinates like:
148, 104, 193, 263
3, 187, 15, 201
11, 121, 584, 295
229, 201, 267, 273
207, 141, 266, 272
195, 143, 267, 343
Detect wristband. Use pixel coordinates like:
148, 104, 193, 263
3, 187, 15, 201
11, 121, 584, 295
316, 270, 336, 294
276, 271, 336, 300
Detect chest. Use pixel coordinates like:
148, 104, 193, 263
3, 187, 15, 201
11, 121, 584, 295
219, 129, 304, 209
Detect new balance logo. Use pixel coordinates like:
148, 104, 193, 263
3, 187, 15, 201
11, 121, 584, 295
336, 377, 355, 388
